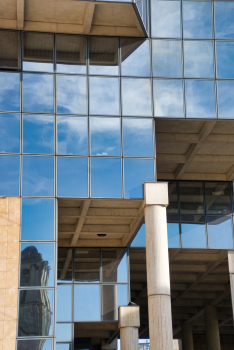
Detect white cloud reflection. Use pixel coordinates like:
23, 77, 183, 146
151, 1, 181, 38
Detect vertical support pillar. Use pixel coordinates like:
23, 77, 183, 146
118, 306, 140, 350
228, 251, 234, 322
143, 182, 173, 350
204, 305, 221, 350
181, 323, 194, 350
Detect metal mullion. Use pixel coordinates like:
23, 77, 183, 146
177, 181, 182, 248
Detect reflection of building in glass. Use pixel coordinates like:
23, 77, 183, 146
17, 339, 47, 350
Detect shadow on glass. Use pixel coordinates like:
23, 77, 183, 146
0, 30, 20, 68
102, 284, 128, 321
57, 248, 73, 283
179, 182, 204, 214
102, 248, 128, 283
205, 182, 231, 214
74, 248, 100, 283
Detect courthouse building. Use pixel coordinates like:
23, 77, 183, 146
1, 0, 234, 349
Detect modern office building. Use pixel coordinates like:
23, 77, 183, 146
0, 0, 234, 350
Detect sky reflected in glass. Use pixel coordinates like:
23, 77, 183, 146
181, 217, 206, 248
167, 216, 180, 248
0, 155, 19, 196
184, 41, 214, 78
151, 1, 181, 38
0, 72, 20, 112
56, 324, 72, 342
0, 114, 20, 153
57, 285, 72, 322
216, 41, 234, 78
130, 224, 146, 247
218, 81, 234, 119
208, 216, 233, 249
215, 2, 234, 39
74, 285, 100, 321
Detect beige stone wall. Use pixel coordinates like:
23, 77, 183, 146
0, 197, 21, 350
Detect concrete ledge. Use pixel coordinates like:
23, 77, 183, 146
118, 306, 140, 329
143, 182, 169, 207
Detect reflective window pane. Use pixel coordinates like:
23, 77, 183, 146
56, 323, 72, 342
89, 37, 118, 76
90, 117, 121, 156
57, 75, 87, 114
21, 199, 54, 241
56, 345, 71, 350
18, 339, 52, 350
184, 41, 214, 78
102, 249, 128, 283
216, 41, 234, 79
23, 32, 53, 72
91, 158, 122, 198
57, 116, 87, 155
0, 114, 20, 153
151, 1, 181, 38
208, 216, 233, 249
74, 249, 100, 283
20, 243, 54, 287
124, 159, 154, 198
0, 72, 20, 112
205, 182, 231, 215
0, 155, 19, 196
152, 40, 182, 78
102, 284, 128, 321
23, 73, 54, 113
74, 285, 100, 321
18, 289, 53, 336
181, 215, 206, 248
179, 182, 204, 214
22, 156, 54, 196
23, 115, 54, 154
56, 34, 86, 74
154, 79, 184, 118
89, 77, 119, 116
185, 80, 216, 118
130, 224, 146, 248
57, 248, 72, 283
167, 215, 180, 248
0, 30, 19, 68
167, 182, 178, 214
215, 2, 234, 39
57, 157, 88, 197
183, 1, 213, 39
57, 285, 72, 321
218, 81, 234, 119
122, 78, 152, 117
123, 118, 154, 157
121, 38, 150, 77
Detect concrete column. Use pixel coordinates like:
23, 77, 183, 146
143, 182, 173, 350
181, 323, 194, 350
228, 251, 234, 323
118, 306, 140, 350
204, 305, 221, 350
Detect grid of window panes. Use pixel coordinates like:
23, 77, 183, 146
131, 181, 234, 249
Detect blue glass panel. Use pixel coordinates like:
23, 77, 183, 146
215, 2, 234, 39
102, 284, 128, 320
185, 80, 216, 118
184, 41, 214, 78
57, 157, 88, 197
216, 41, 234, 78
18, 339, 52, 350
21, 198, 54, 240
151, 1, 181, 38
218, 81, 234, 119
89, 77, 119, 116
57, 75, 87, 114
181, 216, 206, 248
0, 114, 20, 153
122, 78, 152, 117
124, 159, 154, 199
0, 155, 19, 196
208, 216, 233, 249
152, 40, 182, 78
22, 156, 54, 196
167, 215, 180, 248
102, 249, 128, 283
56, 324, 72, 342
117, 285, 129, 308
57, 116, 88, 155
20, 243, 54, 287
56, 345, 71, 350
90, 117, 121, 156
74, 285, 100, 321
123, 118, 154, 157
91, 158, 122, 198
154, 79, 184, 118
23, 114, 54, 154
183, 1, 213, 39
0, 72, 20, 112
130, 224, 146, 248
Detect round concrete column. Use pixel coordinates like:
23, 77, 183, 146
181, 323, 194, 350
204, 305, 221, 350
119, 306, 140, 350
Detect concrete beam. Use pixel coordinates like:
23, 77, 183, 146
17, 0, 24, 29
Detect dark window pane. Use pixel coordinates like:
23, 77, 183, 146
167, 215, 180, 248
218, 81, 234, 119
22, 156, 54, 196
20, 243, 54, 287
56, 323, 72, 342
184, 41, 214, 78
0, 72, 20, 112
74, 248, 100, 283
23, 73, 54, 113
18, 289, 53, 336
17, 339, 52, 350
57, 157, 88, 197
90, 117, 121, 156
151, 1, 181, 38
179, 182, 204, 214
205, 182, 231, 215
215, 2, 234, 39
181, 215, 206, 248
130, 224, 146, 248
21, 198, 54, 241
91, 158, 122, 198
167, 182, 178, 214
124, 159, 154, 198
216, 42, 234, 79
102, 284, 128, 321
74, 285, 100, 321
23, 114, 54, 154
23, 32, 53, 72
121, 38, 150, 77
57, 248, 72, 283
56, 34, 86, 74
0, 155, 19, 196
0, 114, 20, 153
89, 77, 119, 116
208, 215, 233, 249
102, 249, 128, 283
152, 40, 182, 78
57, 116, 87, 155
57, 75, 87, 114
89, 37, 118, 76
0, 30, 19, 68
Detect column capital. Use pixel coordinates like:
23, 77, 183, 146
228, 251, 234, 274
118, 306, 140, 329
143, 182, 169, 207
